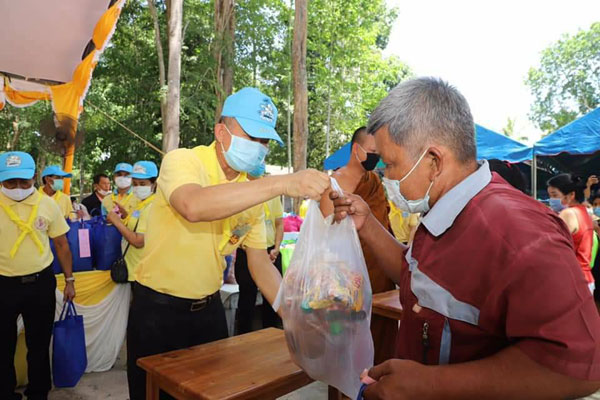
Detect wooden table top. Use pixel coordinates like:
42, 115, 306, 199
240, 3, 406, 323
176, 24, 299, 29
372, 289, 403, 320
137, 328, 312, 400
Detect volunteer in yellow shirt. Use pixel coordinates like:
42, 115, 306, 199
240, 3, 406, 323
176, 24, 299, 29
107, 161, 158, 282
40, 165, 74, 219
126, 87, 330, 400
101, 162, 139, 218
235, 165, 285, 334
388, 200, 419, 244
0, 151, 75, 400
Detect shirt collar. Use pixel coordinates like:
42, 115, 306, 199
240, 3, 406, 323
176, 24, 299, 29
421, 160, 492, 237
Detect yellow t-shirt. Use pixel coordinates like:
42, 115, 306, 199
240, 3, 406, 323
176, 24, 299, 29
123, 201, 153, 282
389, 201, 420, 243
40, 188, 73, 219
101, 191, 139, 217
135, 142, 267, 299
0, 190, 69, 276
265, 196, 283, 248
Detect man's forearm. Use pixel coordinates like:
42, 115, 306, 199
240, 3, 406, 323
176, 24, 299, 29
429, 345, 599, 400
55, 243, 73, 278
359, 213, 407, 283
246, 247, 283, 309
172, 176, 285, 222
274, 220, 284, 249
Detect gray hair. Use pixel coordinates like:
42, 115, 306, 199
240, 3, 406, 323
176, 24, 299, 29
367, 77, 476, 163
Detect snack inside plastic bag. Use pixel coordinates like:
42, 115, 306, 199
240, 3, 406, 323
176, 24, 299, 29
275, 179, 374, 398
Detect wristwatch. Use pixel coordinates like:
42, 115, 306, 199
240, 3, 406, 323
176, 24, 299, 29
65, 277, 75, 283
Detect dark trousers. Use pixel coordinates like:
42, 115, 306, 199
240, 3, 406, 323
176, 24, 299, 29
235, 246, 282, 335
0, 267, 56, 400
127, 283, 229, 400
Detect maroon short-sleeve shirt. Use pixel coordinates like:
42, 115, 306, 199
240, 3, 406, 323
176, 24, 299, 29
396, 162, 600, 380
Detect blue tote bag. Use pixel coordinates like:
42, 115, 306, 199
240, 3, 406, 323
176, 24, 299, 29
90, 216, 122, 270
53, 301, 87, 388
50, 220, 94, 274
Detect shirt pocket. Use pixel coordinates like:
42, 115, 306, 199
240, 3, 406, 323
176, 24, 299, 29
410, 304, 452, 365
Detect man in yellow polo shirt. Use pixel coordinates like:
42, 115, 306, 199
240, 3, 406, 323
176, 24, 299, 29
0, 151, 75, 400
127, 88, 330, 399
101, 162, 139, 218
40, 165, 74, 220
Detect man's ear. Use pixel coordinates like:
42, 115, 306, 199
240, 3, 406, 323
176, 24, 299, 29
215, 123, 226, 144
428, 147, 444, 180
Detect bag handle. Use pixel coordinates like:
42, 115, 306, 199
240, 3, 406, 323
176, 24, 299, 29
58, 300, 78, 321
122, 218, 140, 258
330, 177, 344, 197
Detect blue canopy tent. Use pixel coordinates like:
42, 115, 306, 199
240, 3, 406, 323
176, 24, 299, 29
475, 124, 532, 163
323, 124, 532, 170
532, 108, 600, 198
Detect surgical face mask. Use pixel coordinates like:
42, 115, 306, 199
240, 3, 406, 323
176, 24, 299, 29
549, 198, 566, 213
220, 126, 268, 174
133, 185, 153, 200
1, 185, 35, 202
115, 176, 132, 189
248, 162, 266, 178
594, 207, 600, 217
98, 189, 111, 197
382, 149, 434, 214
356, 145, 380, 171
51, 179, 64, 192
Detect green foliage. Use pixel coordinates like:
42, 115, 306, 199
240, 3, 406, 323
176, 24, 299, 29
526, 22, 600, 135
1, 0, 411, 193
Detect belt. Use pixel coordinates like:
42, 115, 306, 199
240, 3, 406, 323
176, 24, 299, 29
134, 283, 220, 312
0, 266, 52, 284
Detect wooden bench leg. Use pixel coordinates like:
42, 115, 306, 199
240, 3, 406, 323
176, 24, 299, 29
328, 385, 342, 400
146, 373, 159, 400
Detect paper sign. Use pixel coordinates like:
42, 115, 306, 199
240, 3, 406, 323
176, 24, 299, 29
78, 229, 91, 258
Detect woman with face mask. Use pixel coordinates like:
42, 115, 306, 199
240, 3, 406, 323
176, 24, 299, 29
107, 161, 158, 283
547, 174, 596, 293
101, 163, 139, 219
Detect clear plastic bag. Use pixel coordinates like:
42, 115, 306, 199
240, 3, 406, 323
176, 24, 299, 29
275, 179, 374, 398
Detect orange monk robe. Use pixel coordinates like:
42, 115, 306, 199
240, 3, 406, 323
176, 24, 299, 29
354, 171, 397, 365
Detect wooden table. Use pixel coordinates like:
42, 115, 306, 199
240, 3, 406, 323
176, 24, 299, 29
372, 289, 403, 320
138, 328, 313, 400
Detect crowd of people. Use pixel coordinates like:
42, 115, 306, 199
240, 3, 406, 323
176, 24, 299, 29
1, 79, 600, 400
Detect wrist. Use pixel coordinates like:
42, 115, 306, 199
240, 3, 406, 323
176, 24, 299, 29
269, 175, 285, 197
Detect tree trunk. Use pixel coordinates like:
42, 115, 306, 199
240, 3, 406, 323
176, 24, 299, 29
214, 0, 235, 122
292, 0, 309, 212
164, 0, 183, 152
9, 116, 20, 149
147, 0, 169, 152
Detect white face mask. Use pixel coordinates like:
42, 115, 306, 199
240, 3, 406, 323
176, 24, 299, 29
98, 189, 111, 197
115, 176, 132, 189
1, 185, 35, 202
383, 149, 434, 214
133, 186, 153, 200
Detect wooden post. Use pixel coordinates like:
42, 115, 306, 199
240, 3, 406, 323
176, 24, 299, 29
292, 0, 309, 213
163, 0, 183, 153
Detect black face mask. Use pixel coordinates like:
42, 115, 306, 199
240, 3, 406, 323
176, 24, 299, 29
361, 152, 380, 171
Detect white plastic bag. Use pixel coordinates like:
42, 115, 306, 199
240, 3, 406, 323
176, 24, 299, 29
275, 179, 374, 398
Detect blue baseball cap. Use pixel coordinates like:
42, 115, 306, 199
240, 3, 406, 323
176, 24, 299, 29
0, 151, 35, 182
41, 165, 72, 178
221, 87, 283, 146
114, 163, 133, 174
131, 161, 158, 179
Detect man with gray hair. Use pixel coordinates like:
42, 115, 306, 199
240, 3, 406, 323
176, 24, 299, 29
333, 77, 600, 398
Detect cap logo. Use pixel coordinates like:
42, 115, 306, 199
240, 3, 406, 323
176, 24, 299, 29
133, 165, 147, 174
6, 155, 21, 168
259, 101, 275, 123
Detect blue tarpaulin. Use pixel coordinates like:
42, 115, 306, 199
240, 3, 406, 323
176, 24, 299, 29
323, 124, 532, 170
475, 124, 532, 163
534, 108, 600, 156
